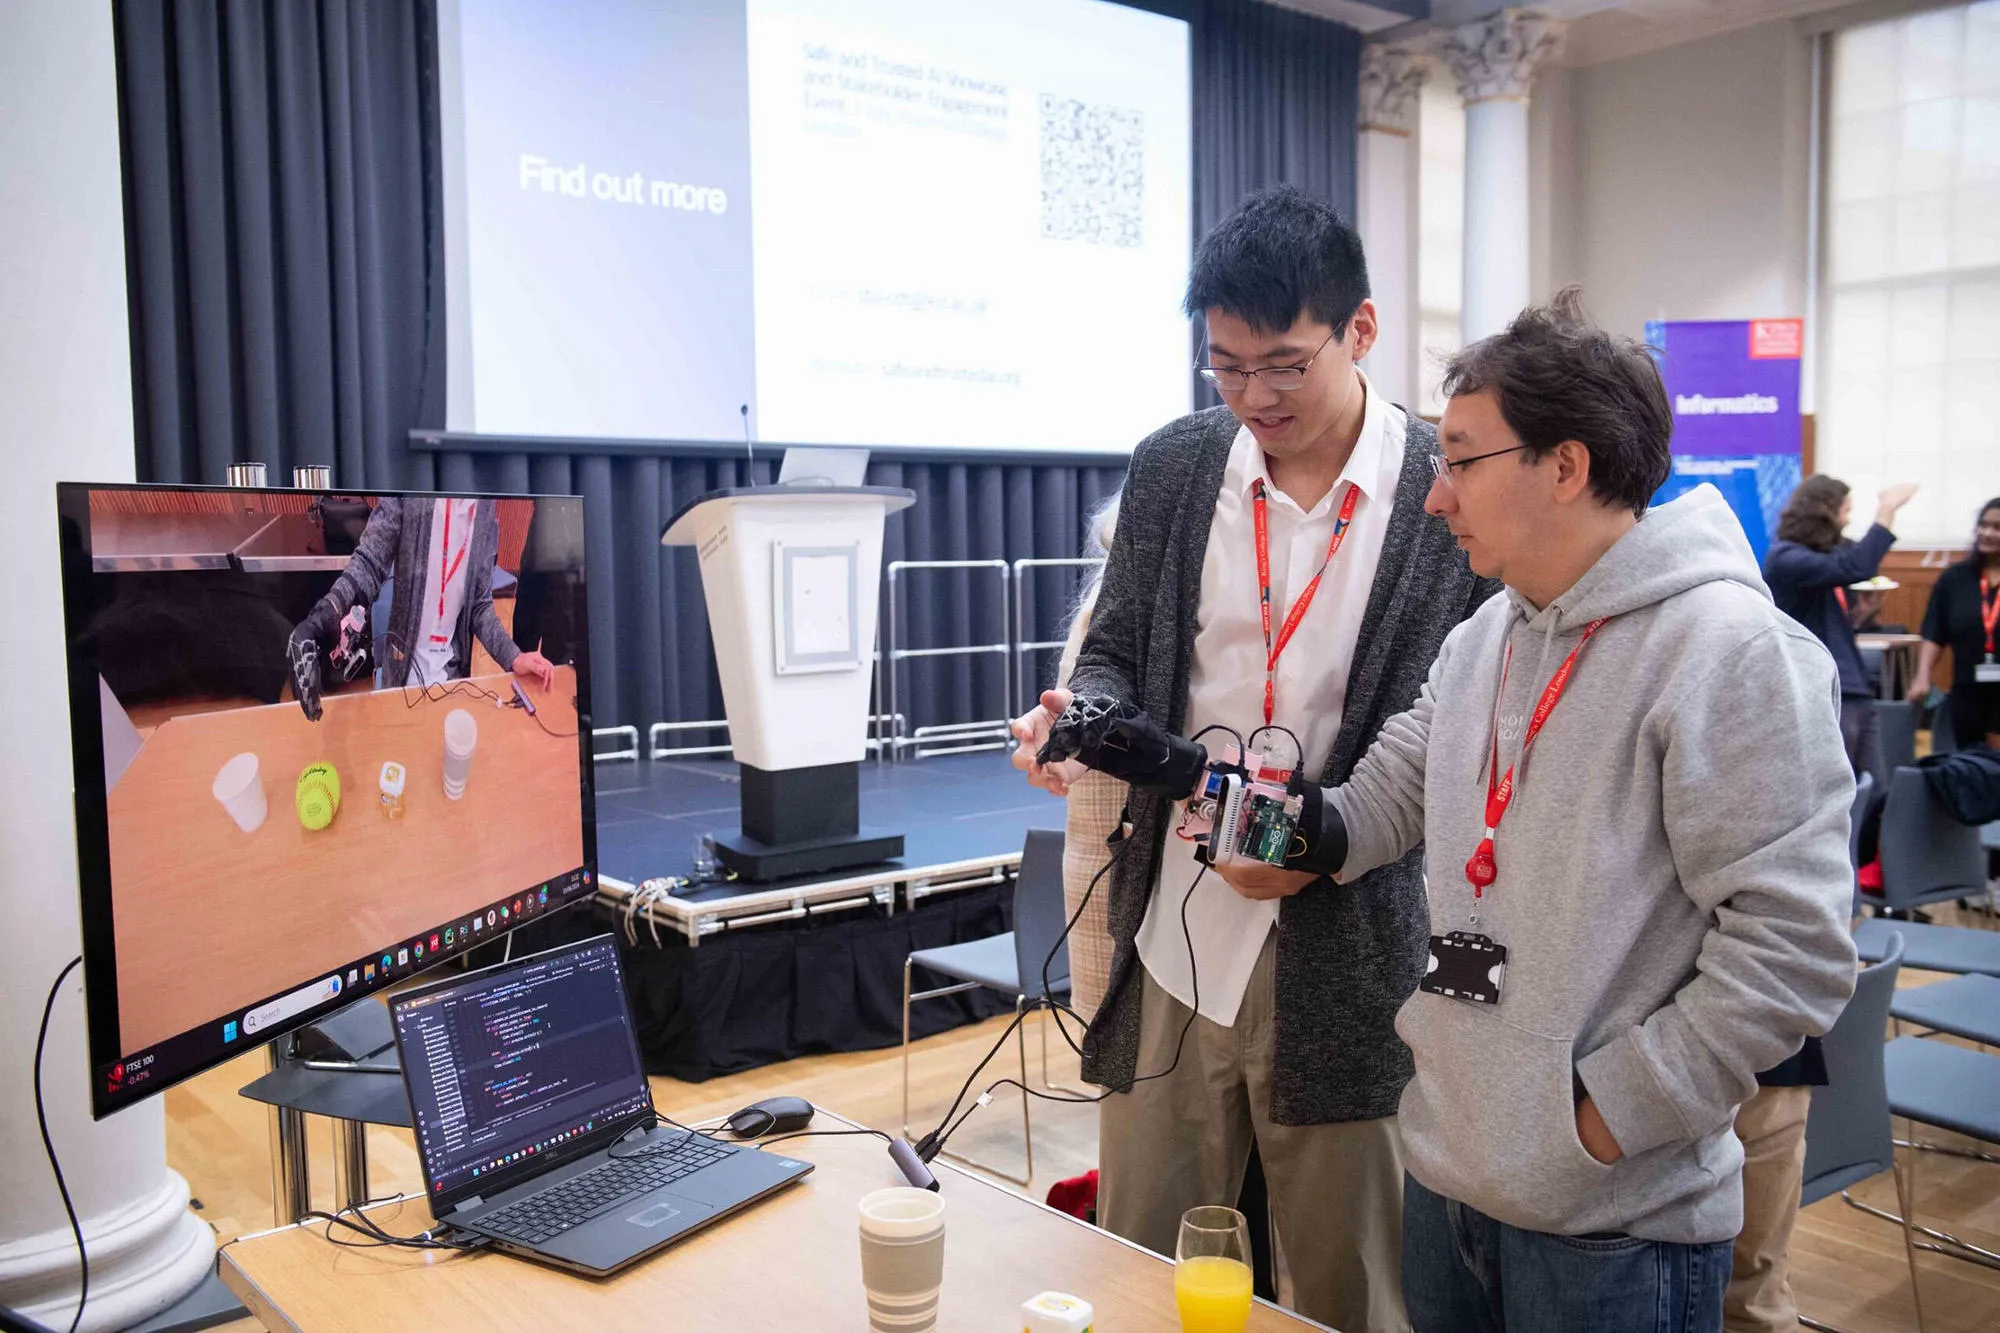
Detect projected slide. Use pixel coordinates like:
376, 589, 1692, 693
441, 0, 1191, 451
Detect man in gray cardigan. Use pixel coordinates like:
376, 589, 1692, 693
1012, 187, 1491, 1332
289, 497, 555, 718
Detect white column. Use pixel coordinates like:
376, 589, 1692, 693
1355, 41, 1427, 409
1444, 9, 1564, 343
0, 1, 217, 1328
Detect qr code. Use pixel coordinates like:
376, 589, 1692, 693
1039, 95, 1144, 248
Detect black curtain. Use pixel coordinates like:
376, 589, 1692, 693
431, 446, 1126, 734
1186, 0, 1362, 408
115, 0, 443, 491
113, 0, 1360, 735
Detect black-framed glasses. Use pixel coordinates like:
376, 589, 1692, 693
1429, 444, 1532, 488
1196, 329, 1337, 393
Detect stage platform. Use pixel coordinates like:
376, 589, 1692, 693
592, 751, 1066, 945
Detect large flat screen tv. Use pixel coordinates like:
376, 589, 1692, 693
56, 484, 596, 1117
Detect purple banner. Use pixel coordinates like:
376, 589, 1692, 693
1653, 319, 1803, 459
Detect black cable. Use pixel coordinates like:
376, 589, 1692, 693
396, 632, 579, 737
605, 1112, 729, 1159
298, 1197, 487, 1253
35, 957, 86, 1333
1188, 722, 1247, 756
921, 861, 1211, 1160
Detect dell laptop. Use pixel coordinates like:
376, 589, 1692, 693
390, 934, 812, 1275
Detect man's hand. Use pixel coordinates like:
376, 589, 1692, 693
1906, 674, 1932, 705
1575, 1095, 1624, 1165
512, 650, 557, 692
1011, 688, 1086, 796
1876, 482, 1919, 527
1209, 847, 1318, 901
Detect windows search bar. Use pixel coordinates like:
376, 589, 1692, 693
243, 973, 343, 1036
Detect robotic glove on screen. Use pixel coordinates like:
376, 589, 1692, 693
288, 607, 371, 723
1036, 694, 1348, 874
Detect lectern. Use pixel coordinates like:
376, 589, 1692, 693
661, 484, 915, 880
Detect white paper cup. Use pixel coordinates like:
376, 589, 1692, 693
212, 752, 267, 833
858, 1187, 945, 1331
442, 708, 478, 800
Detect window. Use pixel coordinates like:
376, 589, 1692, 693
1820, 1, 2000, 545
1416, 73, 1466, 417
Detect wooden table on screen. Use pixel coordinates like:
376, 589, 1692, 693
107, 668, 583, 1055
217, 1107, 1328, 1333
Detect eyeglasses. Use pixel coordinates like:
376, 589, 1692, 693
1196, 329, 1337, 393
1429, 444, 1532, 489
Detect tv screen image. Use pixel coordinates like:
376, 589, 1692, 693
57, 484, 597, 1117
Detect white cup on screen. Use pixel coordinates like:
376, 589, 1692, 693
212, 752, 267, 833
442, 709, 478, 800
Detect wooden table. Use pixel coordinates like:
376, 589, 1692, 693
108, 669, 583, 1053
218, 1108, 1328, 1332
1858, 632, 1924, 702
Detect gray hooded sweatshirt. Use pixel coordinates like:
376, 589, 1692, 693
1329, 485, 1858, 1245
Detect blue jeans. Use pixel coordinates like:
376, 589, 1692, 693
1402, 1174, 1731, 1333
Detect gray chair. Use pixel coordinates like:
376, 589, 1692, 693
1875, 700, 1917, 793
1855, 917, 2000, 975
1930, 701, 1957, 754
1847, 771, 1873, 916
900, 829, 1074, 1185
1889, 972, 2000, 1049
1871, 1037, 2000, 1273
1862, 767, 1986, 915
1800, 932, 1926, 1331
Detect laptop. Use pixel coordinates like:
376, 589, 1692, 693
390, 934, 812, 1275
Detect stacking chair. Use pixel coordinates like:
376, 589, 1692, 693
1855, 918, 2000, 976
1847, 771, 1872, 916
1799, 933, 1926, 1331
1861, 767, 1986, 916
900, 829, 1075, 1185
1874, 700, 1917, 795
1864, 1038, 2000, 1274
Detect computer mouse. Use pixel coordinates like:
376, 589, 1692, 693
724, 1095, 814, 1138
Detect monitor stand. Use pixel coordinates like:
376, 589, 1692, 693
238, 996, 409, 1226
288, 995, 395, 1064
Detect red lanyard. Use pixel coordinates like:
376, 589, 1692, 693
434, 501, 472, 629
1251, 477, 1362, 725
1834, 586, 1849, 615
1464, 619, 1608, 894
1981, 572, 1999, 660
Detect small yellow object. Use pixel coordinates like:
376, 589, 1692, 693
1021, 1291, 1094, 1332
378, 761, 407, 820
295, 762, 341, 831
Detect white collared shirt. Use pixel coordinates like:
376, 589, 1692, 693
1134, 377, 1406, 1026
413, 498, 478, 685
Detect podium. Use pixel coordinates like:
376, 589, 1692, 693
661, 484, 916, 880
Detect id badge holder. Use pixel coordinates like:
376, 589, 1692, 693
1421, 931, 1508, 1005
1976, 657, 2000, 685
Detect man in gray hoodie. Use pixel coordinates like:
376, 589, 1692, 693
1258, 291, 1859, 1330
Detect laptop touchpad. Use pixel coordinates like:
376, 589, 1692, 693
627, 1201, 684, 1228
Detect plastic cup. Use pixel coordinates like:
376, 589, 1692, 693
858, 1187, 945, 1332
442, 708, 478, 800
212, 752, 267, 833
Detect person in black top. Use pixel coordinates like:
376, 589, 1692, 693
1909, 497, 2000, 751
1764, 474, 1919, 776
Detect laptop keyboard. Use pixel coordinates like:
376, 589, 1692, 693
481, 1136, 734, 1245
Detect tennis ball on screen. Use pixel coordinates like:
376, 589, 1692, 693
296, 762, 341, 830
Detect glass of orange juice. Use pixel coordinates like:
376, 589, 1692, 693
1175, 1205, 1254, 1333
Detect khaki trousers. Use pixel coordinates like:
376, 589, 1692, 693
1097, 933, 1410, 1333
1725, 1084, 1812, 1332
